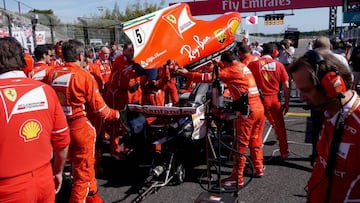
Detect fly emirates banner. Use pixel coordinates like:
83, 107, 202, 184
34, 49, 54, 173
170, 0, 343, 16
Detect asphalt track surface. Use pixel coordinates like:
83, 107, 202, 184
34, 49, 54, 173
94, 98, 313, 203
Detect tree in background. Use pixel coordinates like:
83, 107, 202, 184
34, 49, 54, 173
26, 9, 61, 27
102, 0, 166, 22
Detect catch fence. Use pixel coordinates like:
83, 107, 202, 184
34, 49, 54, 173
0, 6, 125, 52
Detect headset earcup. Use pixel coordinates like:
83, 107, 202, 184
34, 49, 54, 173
320, 71, 346, 98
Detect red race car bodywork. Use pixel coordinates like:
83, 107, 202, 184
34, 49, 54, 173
122, 3, 241, 70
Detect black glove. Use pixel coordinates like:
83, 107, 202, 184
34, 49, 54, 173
128, 82, 140, 93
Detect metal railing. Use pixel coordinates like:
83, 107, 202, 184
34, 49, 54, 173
0, 8, 124, 52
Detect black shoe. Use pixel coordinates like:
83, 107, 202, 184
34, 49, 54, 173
243, 166, 264, 178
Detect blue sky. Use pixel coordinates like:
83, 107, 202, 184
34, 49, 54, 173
10, 0, 347, 34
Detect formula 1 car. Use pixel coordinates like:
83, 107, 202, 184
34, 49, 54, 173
118, 2, 241, 202
119, 83, 208, 202
122, 2, 241, 70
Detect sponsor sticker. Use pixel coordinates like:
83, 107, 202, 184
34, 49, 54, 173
3, 88, 17, 102
20, 119, 42, 142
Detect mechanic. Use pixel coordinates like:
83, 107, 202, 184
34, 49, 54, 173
83, 48, 109, 177
93, 46, 112, 94
247, 43, 290, 160
29, 44, 54, 82
289, 50, 359, 203
176, 50, 265, 187
158, 60, 179, 106
0, 37, 70, 202
50, 40, 64, 67
106, 42, 142, 159
140, 66, 165, 107
45, 39, 120, 203
234, 41, 259, 66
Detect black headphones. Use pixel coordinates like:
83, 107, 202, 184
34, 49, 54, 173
304, 50, 346, 98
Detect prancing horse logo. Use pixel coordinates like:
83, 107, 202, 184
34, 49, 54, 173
4, 88, 17, 102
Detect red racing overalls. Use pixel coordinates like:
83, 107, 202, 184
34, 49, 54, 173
46, 62, 119, 202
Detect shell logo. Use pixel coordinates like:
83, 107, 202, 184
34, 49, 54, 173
20, 120, 41, 141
